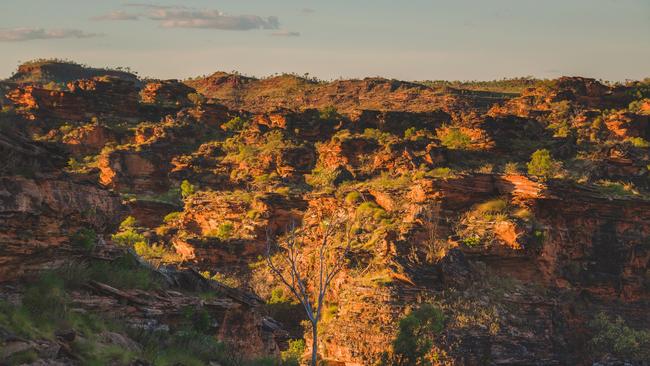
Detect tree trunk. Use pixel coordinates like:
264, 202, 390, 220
311, 322, 318, 366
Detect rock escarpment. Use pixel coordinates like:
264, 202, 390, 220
1, 61, 649, 365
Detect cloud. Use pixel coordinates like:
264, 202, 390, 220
91, 10, 139, 21
300, 8, 315, 14
147, 9, 280, 30
271, 30, 300, 37
0, 28, 100, 42
123, 2, 184, 10
112, 4, 282, 31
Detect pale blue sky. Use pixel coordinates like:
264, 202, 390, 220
0, 0, 648, 81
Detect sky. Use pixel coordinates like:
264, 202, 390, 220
0, 0, 648, 81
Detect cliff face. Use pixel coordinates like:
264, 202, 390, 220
9, 60, 140, 85
186, 73, 495, 117
0, 176, 123, 281
306, 175, 649, 365
1, 61, 649, 364
6, 76, 141, 124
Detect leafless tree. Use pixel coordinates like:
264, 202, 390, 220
422, 202, 444, 263
266, 215, 351, 366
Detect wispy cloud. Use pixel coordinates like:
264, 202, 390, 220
0, 28, 100, 42
95, 4, 281, 31
123, 3, 185, 10
300, 8, 315, 14
271, 30, 300, 37
91, 10, 139, 21
147, 9, 279, 30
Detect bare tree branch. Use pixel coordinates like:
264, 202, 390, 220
265, 213, 351, 366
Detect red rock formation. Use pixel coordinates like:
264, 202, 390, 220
9, 60, 139, 85
489, 77, 635, 119
186, 74, 484, 116
62, 123, 116, 155
351, 109, 451, 134
98, 148, 171, 192
2, 61, 649, 364
604, 111, 650, 140
171, 191, 306, 267
6, 76, 141, 122
0, 176, 123, 281
140, 80, 196, 108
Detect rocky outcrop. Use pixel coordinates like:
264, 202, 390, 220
0, 129, 67, 175
9, 60, 139, 85
254, 109, 339, 141
62, 123, 116, 155
171, 191, 306, 267
0, 176, 122, 281
2, 60, 649, 364
6, 76, 140, 123
140, 80, 196, 108
318, 136, 380, 173
489, 77, 635, 119
604, 111, 650, 140
296, 174, 649, 365
175, 103, 233, 125
534, 183, 650, 301
98, 148, 171, 192
187, 74, 481, 115
350, 109, 451, 134
0, 257, 285, 364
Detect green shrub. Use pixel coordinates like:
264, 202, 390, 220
626, 137, 650, 148
388, 304, 445, 365
462, 236, 481, 247
427, 167, 454, 179
404, 127, 417, 139
134, 242, 168, 260
246, 209, 261, 219
345, 191, 362, 205
370, 172, 412, 190
438, 127, 471, 149
70, 227, 97, 252
222, 116, 249, 132
137, 187, 182, 205
163, 211, 182, 223
306, 166, 341, 190
0, 262, 257, 365
476, 199, 507, 214
589, 312, 650, 361
596, 180, 638, 197
281, 339, 306, 366
86, 255, 161, 290
201, 271, 241, 288
119, 216, 137, 230
137, 329, 228, 366
268, 287, 292, 305
22, 274, 68, 320
627, 99, 643, 113
527, 149, 561, 180
319, 106, 339, 121
548, 120, 571, 138
181, 180, 196, 198
67, 157, 82, 171
363, 128, 394, 145
112, 230, 146, 247
477, 164, 494, 173
181, 306, 213, 334
356, 202, 388, 221
503, 162, 520, 174
1, 272, 116, 339
207, 222, 234, 240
